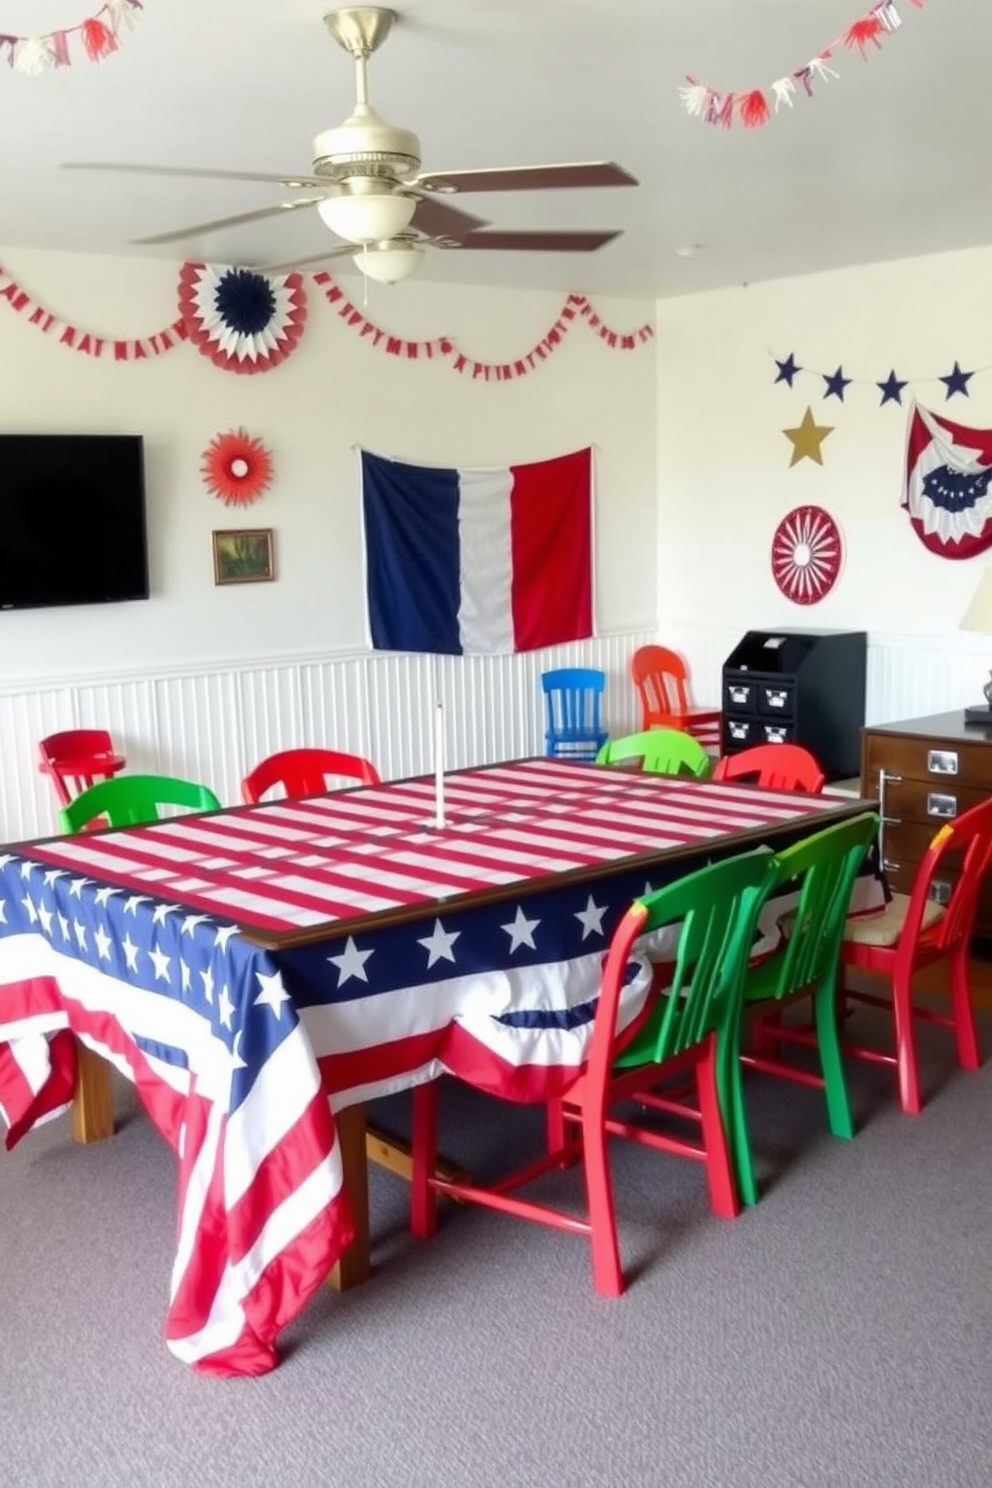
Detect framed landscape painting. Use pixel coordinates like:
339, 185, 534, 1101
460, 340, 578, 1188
212, 528, 274, 585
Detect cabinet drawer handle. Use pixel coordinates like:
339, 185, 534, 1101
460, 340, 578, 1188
927, 749, 959, 776
930, 879, 954, 906
882, 858, 902, 874
927, 792, 958, 818
879, 771, 902, 785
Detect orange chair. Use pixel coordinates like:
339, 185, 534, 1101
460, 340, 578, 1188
836, 796, 992, 1114
713, 743, 826, 794
38, 729, 126, 810
241, 747, 380, 804
631, 645, 720, 750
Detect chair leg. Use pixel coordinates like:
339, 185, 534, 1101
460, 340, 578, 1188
813, 977, 855, 1139
696, 1034, 740, 1220
718, 1021, 758, 1208
580, 1110, 623, 1297
890, 965, 922, 1116
410, 1081, 439, 1238
948, 944, 981, 1073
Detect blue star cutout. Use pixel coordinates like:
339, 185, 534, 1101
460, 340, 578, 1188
877, 370, 908, 406
774, 353, 801, 387
940, 361, 973, 399
822, 366, 852, 401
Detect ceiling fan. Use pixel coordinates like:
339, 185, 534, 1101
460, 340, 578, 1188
63, 5, 638, 284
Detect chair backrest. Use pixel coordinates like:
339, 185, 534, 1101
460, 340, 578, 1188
38, 728, 121, 807
630, 645, 691, 730
897, 795, 992, 964
763, 812, 879, 1001
541, 668, 606, 757
596, 728, 710, 779
592, 847, 777, 1090
241, 748, 381, 804
713, 743, 826, 794
59, 774, 221, 833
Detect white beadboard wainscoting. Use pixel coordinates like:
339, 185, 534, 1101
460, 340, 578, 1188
0, 630, 653, 843
4, 624, 988, 845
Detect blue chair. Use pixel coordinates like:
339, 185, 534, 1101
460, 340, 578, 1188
542, 667, 608, 762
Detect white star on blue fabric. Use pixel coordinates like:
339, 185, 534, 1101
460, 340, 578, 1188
20, 861, 34, 880
69, 877, 92, 899
43, 869, 67, 887
73, 919, 88, 950
214, 925, 239, 951
201, 966, 215, 1004
94, 885, 119, 907
180, 961, 192, 994
57, 913, 70, 941
230, 1031, 247, 1072
255, 970, 292, 1019
328, 936, 373, 986
148, 945, 171, 982
37, 903, 53, 935
418, 919, 461, 968
182, 913, 212, 938
21, 895, 38, 925
218, 984, 235, 1031
121, 933, 139, 972
124, 895, 151, 916
0, 854, 15, 871
93, 924, 112, 961
575, 894, 608, 940
0, 901, 6, 925
152, 903, 180, 926
501, 905, 540, 952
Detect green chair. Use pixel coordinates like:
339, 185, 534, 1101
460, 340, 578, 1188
596, 727, 711, 779
721, 811, 879, 1207
59, 773, 222, 833
411, 845, 777, 1296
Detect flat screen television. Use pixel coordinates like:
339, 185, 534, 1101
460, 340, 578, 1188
0, 433, 149, 611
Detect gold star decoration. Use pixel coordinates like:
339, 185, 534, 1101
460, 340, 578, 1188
783, 406, 834, 467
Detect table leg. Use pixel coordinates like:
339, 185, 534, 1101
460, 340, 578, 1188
71, 1042, 115, 1144
328, 1101, 371, 1292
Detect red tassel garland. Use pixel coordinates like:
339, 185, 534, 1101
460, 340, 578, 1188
739, 89, 770, 128
844, 17, 885, 52
80, 18, 118, 61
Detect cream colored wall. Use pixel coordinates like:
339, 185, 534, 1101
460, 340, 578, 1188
0, 248, 657, 685
654, 244, 992, 719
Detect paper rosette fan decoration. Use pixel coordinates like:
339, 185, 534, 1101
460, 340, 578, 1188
179, 263, 307, 375
201, 429, 273, 507
771, 505, 843, 605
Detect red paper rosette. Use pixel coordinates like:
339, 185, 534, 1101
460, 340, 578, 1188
771, 505, 843, 605
180, 262, 307, 376
201, 429, 273, 506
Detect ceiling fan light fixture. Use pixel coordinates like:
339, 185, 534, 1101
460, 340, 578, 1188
353, 238, 424, 285
317, 187, 417, 244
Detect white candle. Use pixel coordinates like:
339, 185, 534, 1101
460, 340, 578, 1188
433, 700, 446, 829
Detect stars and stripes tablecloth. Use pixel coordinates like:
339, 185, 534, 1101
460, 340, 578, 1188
0, 760, 877, 1377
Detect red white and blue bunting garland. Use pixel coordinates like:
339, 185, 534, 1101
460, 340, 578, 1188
682, 0, 924, 130
313, 273, 653, 380
1, 0, 144, 74
0, 261, 186, 358
772, 350, 987, 405
903, 403, 992, 560
179, 263, 308, 375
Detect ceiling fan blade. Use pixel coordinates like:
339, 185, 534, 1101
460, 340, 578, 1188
253, 246, 357, 274
133, 198, 321, 246
63, 161, 333, 189
415, 162, 638, 194
409, 195, 489, 243
450, 229, 622, 253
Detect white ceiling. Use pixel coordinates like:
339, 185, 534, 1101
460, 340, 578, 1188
0, 0, 981, 297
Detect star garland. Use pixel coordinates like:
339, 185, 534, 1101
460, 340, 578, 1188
681, 0, 923, 131
1, 1, 144, 74
313, 274, 654, 380
772, 351, 987, 405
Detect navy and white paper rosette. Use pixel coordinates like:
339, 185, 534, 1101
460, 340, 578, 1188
179, 262, 308, 375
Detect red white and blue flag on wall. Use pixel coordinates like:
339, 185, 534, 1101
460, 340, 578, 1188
904, 402, 992, 559
360, 446, 594, 654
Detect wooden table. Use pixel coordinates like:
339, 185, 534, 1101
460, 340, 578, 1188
0, 759, 877, 1376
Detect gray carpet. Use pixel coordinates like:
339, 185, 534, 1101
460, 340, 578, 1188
2, 1006, 991, 1488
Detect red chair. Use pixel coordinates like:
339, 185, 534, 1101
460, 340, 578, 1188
838, 796, 992, 1114
38, 729, 126, 810
713, 743, 826, 794
631, 645, 720, 750
241, 747, 380, 804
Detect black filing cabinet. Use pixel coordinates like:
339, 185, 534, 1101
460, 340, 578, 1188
721, 628, 867, 782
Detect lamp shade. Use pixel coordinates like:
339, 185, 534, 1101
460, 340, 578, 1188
961, 570, 992, 635
353, 240, 424, 285
317, 190, 417, 245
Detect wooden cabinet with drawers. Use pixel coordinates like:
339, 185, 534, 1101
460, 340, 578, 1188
860, 711, 992, 936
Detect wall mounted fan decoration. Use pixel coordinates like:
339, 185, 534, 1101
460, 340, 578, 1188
771, 505, 843, 606
63, 6, 638, 286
